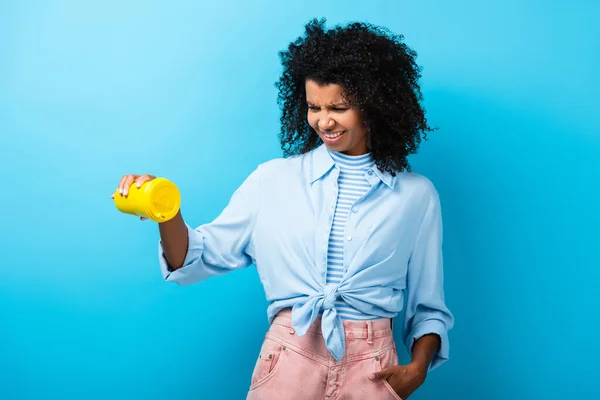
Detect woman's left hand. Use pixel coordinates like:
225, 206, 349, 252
368, 362, 427, 399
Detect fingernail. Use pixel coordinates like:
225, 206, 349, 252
118, 189, 122, 194
368, 374, 374, 380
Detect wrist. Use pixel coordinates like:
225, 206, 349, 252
409, 359, 430, 375
409, 332, 440, 373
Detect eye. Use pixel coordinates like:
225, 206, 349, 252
308, 106, 320, 112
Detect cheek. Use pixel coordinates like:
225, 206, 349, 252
307, 113, 317, 128
342, 112, 363, 131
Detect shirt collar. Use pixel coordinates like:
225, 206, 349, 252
308, 143, 336, 184
372, 165, 396, 189
308, 143, 396, 189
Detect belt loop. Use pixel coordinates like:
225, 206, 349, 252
366, 321, 373, 344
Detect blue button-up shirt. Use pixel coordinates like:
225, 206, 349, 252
159, 143, 454, 369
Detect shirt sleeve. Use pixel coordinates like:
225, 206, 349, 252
403, 188, 454, 371
158, 165, 261, 285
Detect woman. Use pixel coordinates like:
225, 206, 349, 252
114, 18, 453, 399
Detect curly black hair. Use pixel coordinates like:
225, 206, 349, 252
275, 18, 435, 175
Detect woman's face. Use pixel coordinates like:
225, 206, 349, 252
305, 79, 368, 156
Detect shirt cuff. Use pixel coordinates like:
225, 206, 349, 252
405, 318, 449, 371
158, 223, 204, 285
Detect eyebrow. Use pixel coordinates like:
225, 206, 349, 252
307, 102, 349, 108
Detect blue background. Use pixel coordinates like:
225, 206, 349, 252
1, 1, 598, 399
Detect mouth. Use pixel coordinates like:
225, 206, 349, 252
320, 130, 345, 143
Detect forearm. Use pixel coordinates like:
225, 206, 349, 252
410, 333, 441, 370
158, 209, 189, 270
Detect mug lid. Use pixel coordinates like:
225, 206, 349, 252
147, 178, 181, 222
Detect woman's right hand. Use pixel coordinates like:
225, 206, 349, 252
111, 173, 156, 220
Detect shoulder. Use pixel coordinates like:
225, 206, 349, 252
254, 152, 308, 178
395, 171, 439, 200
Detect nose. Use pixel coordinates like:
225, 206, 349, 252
318, 117, 334, 131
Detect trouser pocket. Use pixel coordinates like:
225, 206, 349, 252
249, 337, 286, 390
375, 345, 403, 400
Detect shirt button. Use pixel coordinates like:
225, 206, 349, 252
367, 169, 373, 175
346, 235, 352, 241
352, 207, 358, 213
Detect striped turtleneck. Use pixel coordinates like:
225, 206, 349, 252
324, 149, 379, 320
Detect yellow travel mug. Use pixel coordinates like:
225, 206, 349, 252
113, 178, 181, 222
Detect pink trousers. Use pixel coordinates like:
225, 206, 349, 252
246, 308, 402, 400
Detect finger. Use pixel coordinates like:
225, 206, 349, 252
368, 368, 394, 381
118, 174, 138, 195
135, 173, 155, 188
111, 193, 115, 199
122, 175, 137, 197
140, 216, 148, 221
118, 175, 129, 195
